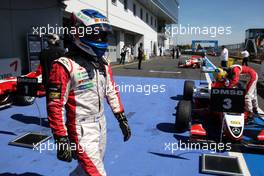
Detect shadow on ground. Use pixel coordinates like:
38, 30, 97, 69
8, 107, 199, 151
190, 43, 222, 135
11, 114, 49, 128
148, 151, 189, 160
0, 131, 16, 136
0, 173, 42, 176
156, 123, 176, 133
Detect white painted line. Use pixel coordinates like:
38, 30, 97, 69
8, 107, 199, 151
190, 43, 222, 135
204, 73, 212, 90
228, 152, 251, 176
149, 70, 181, 74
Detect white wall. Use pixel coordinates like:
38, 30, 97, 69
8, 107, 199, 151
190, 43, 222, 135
65, 0, 158, 59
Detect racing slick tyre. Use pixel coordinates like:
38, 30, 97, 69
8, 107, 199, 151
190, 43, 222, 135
183, 80, 194, 100
14, 96, 36, 106
175, 100, 192, 132
0, 94, 13, 109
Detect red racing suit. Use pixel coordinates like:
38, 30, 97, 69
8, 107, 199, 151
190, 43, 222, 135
228, 65, 258, 112
47, 56, 124, 176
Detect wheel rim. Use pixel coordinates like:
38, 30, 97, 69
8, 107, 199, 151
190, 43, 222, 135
24, 96, 35, 102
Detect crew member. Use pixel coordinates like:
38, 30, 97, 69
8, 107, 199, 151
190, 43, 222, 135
213, 65, 264, 140
47, 9, 131, 176
138, 43, 144, 69
40, 34, 65, 88
241, 49, 250, 66
220, 45, 228, 68
120, 45, 127, 64
213, 65, 259, 117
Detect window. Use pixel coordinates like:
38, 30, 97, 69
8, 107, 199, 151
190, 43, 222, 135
146, 12, 149, 23
133, 3, 136, 16
140, 8, 143, 19
151, 16, 153, 26
124, 0, 128, 10
112, 0, 117, 5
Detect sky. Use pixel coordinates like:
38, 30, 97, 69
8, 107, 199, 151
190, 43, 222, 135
175, 0, 264, 45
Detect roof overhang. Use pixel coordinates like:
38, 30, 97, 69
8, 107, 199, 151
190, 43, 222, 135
137, 0, 178, 24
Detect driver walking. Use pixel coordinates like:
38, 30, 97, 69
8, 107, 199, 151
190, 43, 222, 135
47, 9, 131, 176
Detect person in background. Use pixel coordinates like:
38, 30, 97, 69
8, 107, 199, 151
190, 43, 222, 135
159, 46, 162, 56
126, 45, 131, 62
138, 43, 144, 70
220, 45, 228, 68
241, 48, 250, 66
176, 47, 180, 59
172, 47, 175, 59
40, 34, 65, 88
120, 45, 127, 64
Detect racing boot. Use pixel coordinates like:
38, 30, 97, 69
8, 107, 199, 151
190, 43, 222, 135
257, 129, 264, 141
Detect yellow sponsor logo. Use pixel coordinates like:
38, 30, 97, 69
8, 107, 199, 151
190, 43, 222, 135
231, 121, 241, 125
49, 92, 61, 99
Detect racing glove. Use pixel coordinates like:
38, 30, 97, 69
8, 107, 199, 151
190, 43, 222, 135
115, 112, 131, 142
54, 136, 73, 162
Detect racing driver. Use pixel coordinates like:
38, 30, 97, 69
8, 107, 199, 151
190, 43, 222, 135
47, 9, 131, 176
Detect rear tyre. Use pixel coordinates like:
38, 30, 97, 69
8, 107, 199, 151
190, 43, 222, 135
14, 96, 36, 106
183, 80, 194, 100
175, 100, 192, 132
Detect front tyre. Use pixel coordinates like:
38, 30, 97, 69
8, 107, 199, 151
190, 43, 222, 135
183, 80, 194, 100
175, 100, 192, 132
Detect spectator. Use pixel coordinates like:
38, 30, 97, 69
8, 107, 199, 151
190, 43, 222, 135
221, 45, 228, 67
40, 34, 65, 88
241, 49, 250, 66
159, 46, 162, 56
172, 47, 175, 59
127, 45, 132, 62
138, 43, 144, 69
120, 45, 127, 64
176, 48, 180, 59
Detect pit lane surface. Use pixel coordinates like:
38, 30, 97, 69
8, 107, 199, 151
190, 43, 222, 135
0, 55, 263, 175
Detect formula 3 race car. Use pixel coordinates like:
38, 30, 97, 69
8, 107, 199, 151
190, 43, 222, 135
175, 79, 264, 150
0, 66, 44, 109
178, 55, 203, 69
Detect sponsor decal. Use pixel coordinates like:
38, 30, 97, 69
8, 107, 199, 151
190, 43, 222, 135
77, 82, 94, 90
77, 12, 91, 23
212, 89, 244, 95
48, 83, 62, 99
49, 92, 61, 99
230, 126, 242, 136
230, 120, 241, 125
